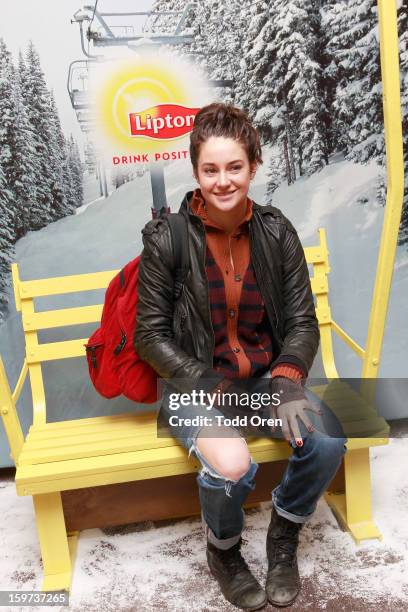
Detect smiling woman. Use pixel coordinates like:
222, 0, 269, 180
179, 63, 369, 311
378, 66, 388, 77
193, 136, 258, 234
134, 102, 346, 611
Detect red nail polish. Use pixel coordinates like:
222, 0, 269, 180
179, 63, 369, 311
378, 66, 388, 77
296, 439, 303, 447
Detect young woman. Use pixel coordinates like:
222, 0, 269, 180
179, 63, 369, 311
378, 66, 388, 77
134, 103, 346, 611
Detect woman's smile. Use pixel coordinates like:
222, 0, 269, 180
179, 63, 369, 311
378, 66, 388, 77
214, 190, 237, 198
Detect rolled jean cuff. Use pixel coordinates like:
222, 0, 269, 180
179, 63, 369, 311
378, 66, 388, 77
271, 486, 313, 525
201, 513, 242, 550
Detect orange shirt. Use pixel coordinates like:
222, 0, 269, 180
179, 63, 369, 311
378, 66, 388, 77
189, 188, 303, 382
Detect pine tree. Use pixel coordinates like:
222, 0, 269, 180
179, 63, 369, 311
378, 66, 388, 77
67, 135, 84, 208
19, 42, 55, 230
398, 1, 408, 245
48, 91, 75, 220
266, 146, 287, 200
237, 1, 270, 123
0, 38, 17, 242
325, 0, 384, 164
0, 41, 39, 241
272, 0, 328, 175
12, 58, 37, 239
0, 162, 14, 316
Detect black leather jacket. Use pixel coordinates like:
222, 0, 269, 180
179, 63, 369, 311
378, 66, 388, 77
134, 191, 320, 394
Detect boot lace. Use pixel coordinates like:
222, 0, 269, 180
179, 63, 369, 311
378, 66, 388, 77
268, 525, 299, 568
219, 538, 251, 577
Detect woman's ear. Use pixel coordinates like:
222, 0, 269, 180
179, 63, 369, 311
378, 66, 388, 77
250, 162, 258, 180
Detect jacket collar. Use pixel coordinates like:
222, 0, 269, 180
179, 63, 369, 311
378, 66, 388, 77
179, 190, 267, 220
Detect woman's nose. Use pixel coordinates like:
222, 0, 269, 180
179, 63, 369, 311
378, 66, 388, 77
216, 171, 231, 187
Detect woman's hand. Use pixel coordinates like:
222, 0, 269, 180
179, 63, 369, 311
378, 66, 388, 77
269, 376, 322, 445
269, 398, 322, 445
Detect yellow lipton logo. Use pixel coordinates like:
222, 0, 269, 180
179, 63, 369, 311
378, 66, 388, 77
92, 54, 210, 158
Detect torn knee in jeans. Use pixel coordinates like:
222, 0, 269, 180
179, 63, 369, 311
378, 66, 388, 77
190, 438, 255, 498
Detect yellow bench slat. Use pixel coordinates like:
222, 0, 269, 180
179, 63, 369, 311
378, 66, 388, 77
16, 436, 287, 485
19, 428, 293, 466
18, 270, 118, 299
27, 338, 89, 362
26, 420, 160, 444
23, 305, 103, 331
28, 411, 158, 431
28, 417, 158, 440
18, 436, 178, 465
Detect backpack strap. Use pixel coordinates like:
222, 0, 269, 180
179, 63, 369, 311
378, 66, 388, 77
165, 212, 190, 300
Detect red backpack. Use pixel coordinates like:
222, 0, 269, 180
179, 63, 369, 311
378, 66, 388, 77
85, 213, 189, 403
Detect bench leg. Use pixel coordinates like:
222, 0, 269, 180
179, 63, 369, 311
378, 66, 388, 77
32, 492, 79, 592
325, 448, 382, 544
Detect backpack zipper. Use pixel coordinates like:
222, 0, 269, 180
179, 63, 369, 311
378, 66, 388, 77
85, 344, 102, 369
114, 330, 127, 355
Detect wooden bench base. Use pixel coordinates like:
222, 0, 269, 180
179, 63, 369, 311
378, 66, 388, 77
61, 459, 345, 531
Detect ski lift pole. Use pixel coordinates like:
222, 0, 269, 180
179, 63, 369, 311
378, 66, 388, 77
360, 0, 404, 395
99, 161, 108, 198
150, 162, 170, 218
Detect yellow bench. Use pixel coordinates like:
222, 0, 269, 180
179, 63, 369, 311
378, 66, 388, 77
0, 227, 389, 593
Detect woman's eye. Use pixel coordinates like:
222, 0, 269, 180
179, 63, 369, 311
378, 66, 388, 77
204, 168, 216, 175
231, 166, 242, 172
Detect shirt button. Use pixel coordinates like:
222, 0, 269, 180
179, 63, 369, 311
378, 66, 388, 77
234, 274, 241, 282
233, 347, 240, 353
229, 309, 235, 318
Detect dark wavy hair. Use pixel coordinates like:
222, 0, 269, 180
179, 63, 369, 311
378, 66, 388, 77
189, 102, 263, 172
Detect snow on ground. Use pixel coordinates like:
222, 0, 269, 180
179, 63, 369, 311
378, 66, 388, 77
0, 438, 407, 611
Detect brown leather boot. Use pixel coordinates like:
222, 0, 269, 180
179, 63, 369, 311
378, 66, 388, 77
207, 537, 267, 611
265, 507, 303, 607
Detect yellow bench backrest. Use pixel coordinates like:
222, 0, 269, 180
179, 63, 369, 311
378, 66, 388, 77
11, 227, 331, 364
7, 227, 334, 428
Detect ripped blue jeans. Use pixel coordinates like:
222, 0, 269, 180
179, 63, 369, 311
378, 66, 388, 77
158, 376, 347, 550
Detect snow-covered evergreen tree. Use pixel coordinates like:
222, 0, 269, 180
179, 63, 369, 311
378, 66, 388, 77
0, 39, 17, 242
237, 1, 270, 125
48, 90, 76, 220
19, 42, 55, 230
11, 58, 37, 239
0, 162, 14, 316
272, 0, 328, 175
265, 146, 287, 200
324, 0, 384, 164
67, 135, 83, 208
0, 40, 39, 241
398, 1, 408, 245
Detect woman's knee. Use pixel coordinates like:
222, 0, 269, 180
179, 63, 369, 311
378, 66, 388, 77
306, 434, 347, 465
196, 428, 251, 482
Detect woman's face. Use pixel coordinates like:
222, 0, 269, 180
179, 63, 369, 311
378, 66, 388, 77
194, 136, 257, 214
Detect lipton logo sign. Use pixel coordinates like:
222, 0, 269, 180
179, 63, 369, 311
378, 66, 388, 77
129, 103, 200, 139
